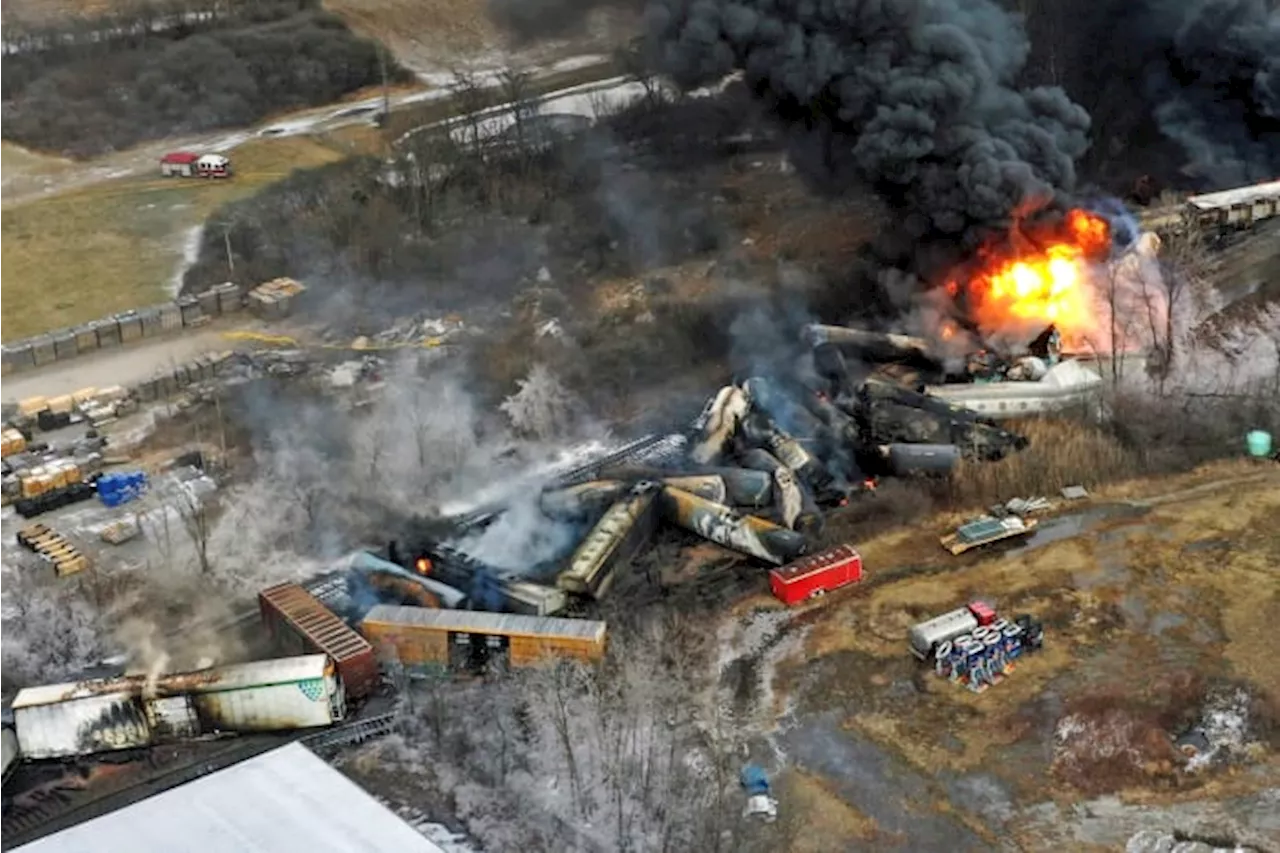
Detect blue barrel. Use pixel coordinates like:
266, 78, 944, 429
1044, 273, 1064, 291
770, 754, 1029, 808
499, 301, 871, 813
1246, 430, 1273, 458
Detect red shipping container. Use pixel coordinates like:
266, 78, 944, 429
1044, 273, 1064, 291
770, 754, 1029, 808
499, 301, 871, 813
259, 583, 380, 700
769, 545, 863, 605
967, 599, 997, 626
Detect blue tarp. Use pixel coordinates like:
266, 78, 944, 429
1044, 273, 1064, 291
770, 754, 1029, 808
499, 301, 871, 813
97, 471, 148, 508
740, 764, 770, 796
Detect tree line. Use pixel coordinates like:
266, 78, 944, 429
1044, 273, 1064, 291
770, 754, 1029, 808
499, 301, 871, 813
1, 0, 407, 157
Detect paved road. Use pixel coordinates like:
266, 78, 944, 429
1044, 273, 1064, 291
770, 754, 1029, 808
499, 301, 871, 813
2, 327, 245, 403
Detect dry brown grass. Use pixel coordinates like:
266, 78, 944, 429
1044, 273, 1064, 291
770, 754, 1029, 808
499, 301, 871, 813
1, 135, 348, 341
774, 770, 880, 850
951, 418, 1140, 506
323, 0, 496, 58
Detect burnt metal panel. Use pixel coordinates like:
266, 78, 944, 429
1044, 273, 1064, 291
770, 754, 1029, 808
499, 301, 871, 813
12, 692, 151, 759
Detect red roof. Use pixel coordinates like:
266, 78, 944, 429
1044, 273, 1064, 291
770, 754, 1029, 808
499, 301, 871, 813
161, 152, 200, 164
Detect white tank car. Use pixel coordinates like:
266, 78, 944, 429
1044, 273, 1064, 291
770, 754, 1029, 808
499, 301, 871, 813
909, 608, 980, 660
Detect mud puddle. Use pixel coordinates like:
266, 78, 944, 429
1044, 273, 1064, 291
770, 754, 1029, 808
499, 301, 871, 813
780, 713, 990, 850
1013, 503, 1151, 553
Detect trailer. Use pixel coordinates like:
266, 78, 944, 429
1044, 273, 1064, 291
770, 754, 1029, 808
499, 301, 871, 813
361, 605, 607, 674
769, 544, 863, 605
12, 684, 153, 760
940, 515, 1038, 555
259, 583, 380, 700
10, 655, 345, 760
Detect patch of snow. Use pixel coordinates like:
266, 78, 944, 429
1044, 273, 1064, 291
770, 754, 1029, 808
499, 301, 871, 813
547, 54, 611, 73
1183, 688, 1253, 772
168, 224, 205, 298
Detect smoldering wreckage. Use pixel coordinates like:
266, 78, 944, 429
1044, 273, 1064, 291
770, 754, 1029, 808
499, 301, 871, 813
1, 309, 1089, 786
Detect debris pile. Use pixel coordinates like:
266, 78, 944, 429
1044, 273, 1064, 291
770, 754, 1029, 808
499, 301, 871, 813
395, 324, 1050, 611
1174, 688, 1260, 772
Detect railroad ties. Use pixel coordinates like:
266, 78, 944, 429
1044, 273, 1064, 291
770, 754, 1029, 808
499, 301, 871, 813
16, 523, 90, 577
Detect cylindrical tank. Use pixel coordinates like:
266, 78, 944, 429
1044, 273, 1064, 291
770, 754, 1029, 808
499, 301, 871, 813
737, 449, 821, 532
882, 443, 962, 476
660, 475, 728, 504
539, 480, 628, 520
708, 467, 774, 508
657, 485, 808, 565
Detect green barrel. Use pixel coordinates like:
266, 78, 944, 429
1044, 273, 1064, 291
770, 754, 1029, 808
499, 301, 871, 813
1246, 430, 1273, 458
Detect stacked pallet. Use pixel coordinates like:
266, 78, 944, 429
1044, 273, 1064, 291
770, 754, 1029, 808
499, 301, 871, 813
247, 277, 306, 320
17, 523, 90, 577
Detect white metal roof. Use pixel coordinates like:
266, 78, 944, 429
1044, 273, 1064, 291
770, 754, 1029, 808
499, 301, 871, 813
14, 742, 445, 853
1187, 179, 1280, 210
363, 604, 606, 641
13, 655, 330, 708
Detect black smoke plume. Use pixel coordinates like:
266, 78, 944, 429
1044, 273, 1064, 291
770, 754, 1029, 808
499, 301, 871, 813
642, 0, 1091, 277
1142, 0, 1280, 187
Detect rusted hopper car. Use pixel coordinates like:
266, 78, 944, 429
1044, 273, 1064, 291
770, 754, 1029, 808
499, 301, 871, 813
259, 583, 380, 699
360, 605, 607, 674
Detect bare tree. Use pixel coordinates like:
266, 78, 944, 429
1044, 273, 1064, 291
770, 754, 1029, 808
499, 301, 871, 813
174, 479, 215, 575
500, 364, 579, 441
449, 69, 492, 160
497, 66, 540, 163
613, 39, 668, 111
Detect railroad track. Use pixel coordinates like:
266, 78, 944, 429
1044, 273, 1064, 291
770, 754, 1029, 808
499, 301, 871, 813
0, 712, 397, 848
301, 712, 396, 753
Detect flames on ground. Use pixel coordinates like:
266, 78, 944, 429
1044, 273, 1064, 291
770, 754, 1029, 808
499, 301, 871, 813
948, 208, 1116, 351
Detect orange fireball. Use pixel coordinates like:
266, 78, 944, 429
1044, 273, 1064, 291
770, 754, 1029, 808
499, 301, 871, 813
961, 209, 1112, 349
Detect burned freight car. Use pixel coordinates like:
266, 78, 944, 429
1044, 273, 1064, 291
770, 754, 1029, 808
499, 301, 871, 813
556, 480, 660, 598
10, 655, 346, 760
360, 605, 607, 674
259, 583, 380, 700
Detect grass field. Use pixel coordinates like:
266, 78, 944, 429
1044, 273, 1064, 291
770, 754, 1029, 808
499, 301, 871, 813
0, 134, 382, 342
